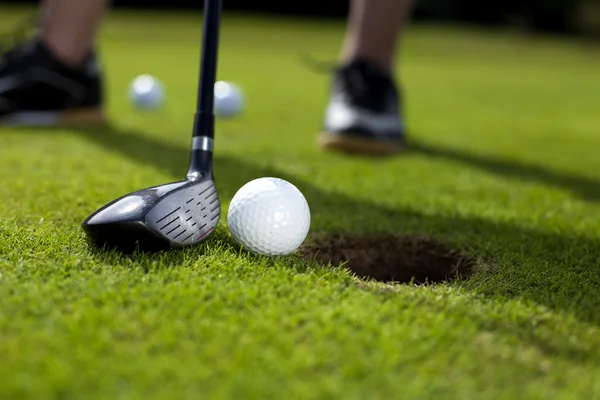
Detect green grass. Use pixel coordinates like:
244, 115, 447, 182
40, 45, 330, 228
2, 6, 600, 399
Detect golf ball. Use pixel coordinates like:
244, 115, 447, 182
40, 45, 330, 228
214, 80, 243, 117
129, 74, 164, 109
228, 177, 310, 256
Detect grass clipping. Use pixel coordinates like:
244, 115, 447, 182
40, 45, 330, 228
298, 234, 475, 284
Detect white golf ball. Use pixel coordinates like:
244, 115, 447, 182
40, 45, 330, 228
214, 80, 243, 117
129, 74, 164, 109
228, 177, 311, 256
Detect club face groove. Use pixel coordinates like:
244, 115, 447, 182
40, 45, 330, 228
145, 180, 220, 247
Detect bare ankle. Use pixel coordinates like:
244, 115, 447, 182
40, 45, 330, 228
41, 34, 88, 68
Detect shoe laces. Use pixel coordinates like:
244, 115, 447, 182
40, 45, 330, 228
299, 54, 394, 109
338, 61, 396, 111
298, 53, 339, 73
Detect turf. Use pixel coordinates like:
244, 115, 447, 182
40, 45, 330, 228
1, 6, 600, 399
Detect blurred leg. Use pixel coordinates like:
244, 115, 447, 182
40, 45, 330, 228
341, 0, 414, 72
42, 0, 111, 67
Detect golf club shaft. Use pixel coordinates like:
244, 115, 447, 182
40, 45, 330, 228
188, 0, 222, 177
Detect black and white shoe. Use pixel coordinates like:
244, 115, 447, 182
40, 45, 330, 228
0, 37, 106, 127
319, 58, 405, 155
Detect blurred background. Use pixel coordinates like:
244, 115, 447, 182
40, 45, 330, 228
3, 0, 600, 36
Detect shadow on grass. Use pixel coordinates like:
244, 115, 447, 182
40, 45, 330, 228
58, 124, 600, 326
405, 138, 600, 202
82, 228, 237, 271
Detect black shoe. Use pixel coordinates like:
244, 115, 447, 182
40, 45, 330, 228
0, 37, 106, 127
319, 58, 405, 156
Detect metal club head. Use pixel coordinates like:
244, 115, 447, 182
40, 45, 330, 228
81, 177, 220, 252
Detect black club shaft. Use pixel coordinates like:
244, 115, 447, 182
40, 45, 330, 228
188, 0, 222, 177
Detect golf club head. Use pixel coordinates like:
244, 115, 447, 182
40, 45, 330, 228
82, 178, 220, 253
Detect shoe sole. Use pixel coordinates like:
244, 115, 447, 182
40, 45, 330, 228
318, 133, 404, 156
0, 107, 107, 127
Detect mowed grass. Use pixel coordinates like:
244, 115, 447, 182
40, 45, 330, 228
1, 6, 600, 399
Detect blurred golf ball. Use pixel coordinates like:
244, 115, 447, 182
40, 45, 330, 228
228, 177, 310, 256
214, 80, 243, 117
129, 74, 164, 109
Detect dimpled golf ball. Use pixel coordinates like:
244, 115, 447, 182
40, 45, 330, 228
129, 74, 164, 109
228, 177, 311, 256
214, 80, 243, 117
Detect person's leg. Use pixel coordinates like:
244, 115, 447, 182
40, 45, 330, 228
341, 0, 413, 73
42, 0, 110, 67
0, 0, 110, 126
319, 0, 414, 156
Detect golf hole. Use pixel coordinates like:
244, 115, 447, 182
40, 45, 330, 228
298, 234, 475, 284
